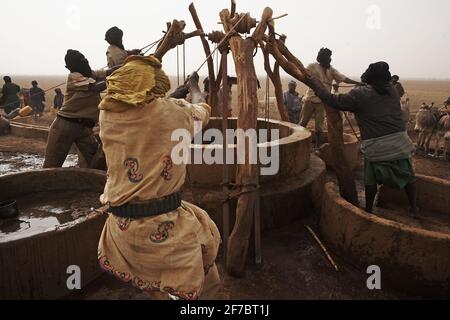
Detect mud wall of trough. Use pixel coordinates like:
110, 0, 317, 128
320, 182, 450, 298
0, 169, 107, 299
378, 175, 450, 216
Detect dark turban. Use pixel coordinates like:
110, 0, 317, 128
105, 26, 124, 50
317, 48, 332, 65
65, 49, 93, 78
3, 76, 11, 83
361, 61, 392, 95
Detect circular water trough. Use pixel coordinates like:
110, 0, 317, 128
0, 168, 107, 300
188, 118, 313, 185
186, 118, 327, 231
320, 175, 450, 298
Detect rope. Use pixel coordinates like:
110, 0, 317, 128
141, 36, 164, 55
1, 37, 164, 111
343, 112, 360, 142
265, 75, 270, 123
183, 42, 186, 82
177, 46, 180, 86
195, 13, 248, 74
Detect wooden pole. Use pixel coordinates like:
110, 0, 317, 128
264, 27, 359, 205
261, 40, 289, 122
221, 51, 231, 261
189, 3, 219, 116
220, 6, 273, 277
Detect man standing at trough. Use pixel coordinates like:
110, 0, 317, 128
1, 76, 21, 115
30, 80, 46, 116
283, 80, 302, 124
300, 48, 360, 147
97, 54, 221, 300
308, 61, 417, 215
105, 26, 141, 68
43, 50, 116, 168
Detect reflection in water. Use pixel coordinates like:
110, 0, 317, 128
0, 152, 79, 176
0, 190, 101, 243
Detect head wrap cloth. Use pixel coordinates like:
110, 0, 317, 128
361, 61, 392, 96
99, 55, 171, 112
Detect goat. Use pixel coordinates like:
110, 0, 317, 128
414, 103, 439, 154
434, 109, 450, 159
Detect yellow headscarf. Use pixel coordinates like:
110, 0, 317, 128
99, 55, 171, 112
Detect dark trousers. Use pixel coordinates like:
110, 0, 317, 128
44, 117, 98, 168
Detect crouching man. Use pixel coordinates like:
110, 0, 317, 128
97, 55, 221, 300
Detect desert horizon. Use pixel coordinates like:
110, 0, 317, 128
6, 75, 450, 117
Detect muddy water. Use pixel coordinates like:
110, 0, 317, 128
0, 152, 78, 176
0, 190, 101, 243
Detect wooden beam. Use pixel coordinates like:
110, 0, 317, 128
264, 25, 358, 204
189, 3, 219, 116
153, 19, 202, 60
221, 7, 273, 277
261, 41, 289, 122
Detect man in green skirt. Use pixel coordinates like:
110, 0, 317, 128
309, 61, 417, 215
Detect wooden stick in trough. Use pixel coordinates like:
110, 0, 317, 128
264, 23, 359, 205
305, 225, 339, 272
220, 5, 273, 277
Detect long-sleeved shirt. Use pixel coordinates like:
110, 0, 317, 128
283, 91, 302, 112
304, 63, 347, 103
315, 84, 406, 141
30, 87, 45, 107
53, 94, 64, 109
58, 70, 106, 122
1, 83, 21, 108
106, 45, 128, 68
393, 82, 405, 99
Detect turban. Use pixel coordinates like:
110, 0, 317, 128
361, 62, 392, 95
99, 55, 171, 112
105, 26, 124, 50
65, 49, 93, 77
317, 48, 332, 62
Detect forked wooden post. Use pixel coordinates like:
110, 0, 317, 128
220, 6, 273, 277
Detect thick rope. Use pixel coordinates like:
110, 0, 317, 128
195, 13, 248, 74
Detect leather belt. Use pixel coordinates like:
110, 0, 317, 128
109, 192, 182, 219
57, 115, 96, 128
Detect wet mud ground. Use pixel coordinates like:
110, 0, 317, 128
1, 133, 449, 300
73, 216, 406, 300
0, 151, 78, 176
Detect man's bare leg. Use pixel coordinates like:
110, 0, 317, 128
365, 184, 378, 213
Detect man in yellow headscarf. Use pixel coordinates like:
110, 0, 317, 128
97, 54, 221, 300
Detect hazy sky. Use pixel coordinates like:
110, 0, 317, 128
1, 0, 449, 79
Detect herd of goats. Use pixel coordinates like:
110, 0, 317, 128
413, 102, 450, 160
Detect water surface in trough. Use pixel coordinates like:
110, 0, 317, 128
0, 190, 101, 243
0, 152, 78, 176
